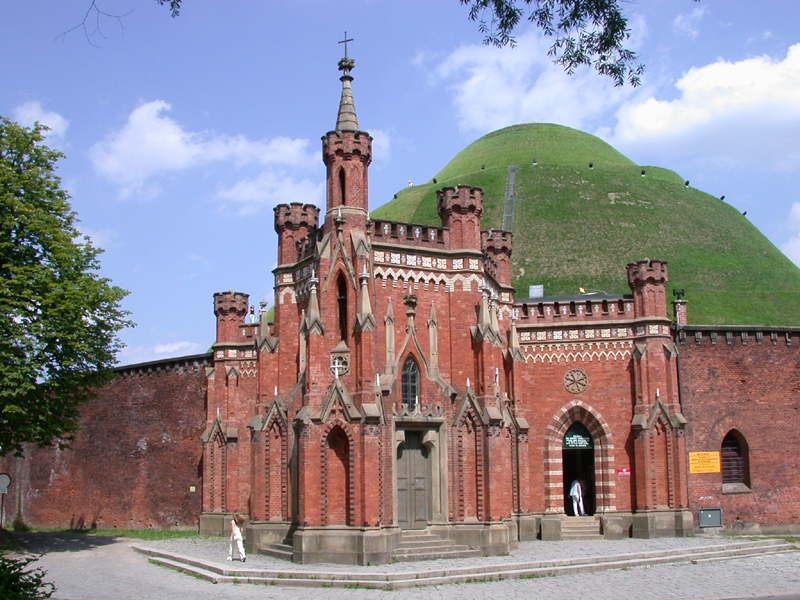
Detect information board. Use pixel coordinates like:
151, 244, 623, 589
689, 452, 721, 474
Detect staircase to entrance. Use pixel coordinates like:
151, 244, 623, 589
391, 529, 482, 562
561, 515, 604, 540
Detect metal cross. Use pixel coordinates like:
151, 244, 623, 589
339, 32, 353, 59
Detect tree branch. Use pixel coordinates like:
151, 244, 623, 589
55, 1, 132, 47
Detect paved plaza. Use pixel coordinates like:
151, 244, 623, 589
10, 532, 800, 600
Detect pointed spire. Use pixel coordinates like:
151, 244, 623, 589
355, 266, 376, 332
306, 273, 324, 336
336, 52, 359, 132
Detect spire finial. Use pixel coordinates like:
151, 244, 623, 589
339, 31, 353, 60
335, 33, 359, 131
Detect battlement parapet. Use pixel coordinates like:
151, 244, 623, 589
482, 229, 513, 254
114, 352, 213, 380
370, 219, 446, 248
322, 130, 373, 165
214, 290, 249, 317
676, 324, 800, 348
274, 203, 320, 234
627, 259, 668, 289
436, 185, 484, 218
515, 295, 636, 324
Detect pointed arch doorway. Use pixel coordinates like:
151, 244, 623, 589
562, 422, 595, 516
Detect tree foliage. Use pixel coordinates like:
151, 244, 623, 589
461, 0, 651, 86
155, 0, 182, 18
0, 117, 132, 457
0, 555, 55, 600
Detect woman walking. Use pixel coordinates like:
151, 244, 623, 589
227, 512, 247, 562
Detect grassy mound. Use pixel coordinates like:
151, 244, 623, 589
372, 124, 800, 326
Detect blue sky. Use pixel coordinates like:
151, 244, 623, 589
3, 1, 800, 364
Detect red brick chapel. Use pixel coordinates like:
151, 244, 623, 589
199, 53, 692, 564
5, 51, 798, 565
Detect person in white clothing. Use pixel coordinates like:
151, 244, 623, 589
569, 479, 585, 516
227, 512, 246, 562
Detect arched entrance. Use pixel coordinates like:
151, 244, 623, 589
562, 422, 595, 516
543, 401, 616, 516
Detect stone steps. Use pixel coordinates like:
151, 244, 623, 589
258, 542, 292, 561
134, 538, 798, 590
561, 515, 604, 540
391, 529, 482, 562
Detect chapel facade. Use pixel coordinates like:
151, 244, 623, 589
198, 55, 692, 564
6, 52, 798, 566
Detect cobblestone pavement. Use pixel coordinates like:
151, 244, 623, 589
12, 533, 800, 600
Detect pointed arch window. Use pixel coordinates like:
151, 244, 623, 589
721, 430, 750, 490
339, 168, 346, 206
401, 356, 420, 409
337, 274, 348, 342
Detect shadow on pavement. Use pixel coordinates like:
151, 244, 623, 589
13, 532, 122, 554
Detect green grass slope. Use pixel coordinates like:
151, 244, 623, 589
372, 123, 800, 326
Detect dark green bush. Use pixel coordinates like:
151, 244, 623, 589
0, 555, 55, 600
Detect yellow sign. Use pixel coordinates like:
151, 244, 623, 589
689, 452, 721, 474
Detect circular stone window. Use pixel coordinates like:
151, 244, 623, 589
564, 369, 588, 394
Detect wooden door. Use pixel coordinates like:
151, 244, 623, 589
397, 430, 429, 529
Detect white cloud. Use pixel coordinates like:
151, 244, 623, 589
76, 227, 117, 250
673, 6, 708, 39
90, 100, 317, 199
611, 44, 800, 172
216, 172, 324, 216
154, 341, 204, 355
780, 203, 800, 267
117, 340, 205, 365
12, 101, 69, 140
369, 128, 392, 163
433, 30, 635, 135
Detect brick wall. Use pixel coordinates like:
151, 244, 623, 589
0, 354, 209, 530
679, 327, 800, 527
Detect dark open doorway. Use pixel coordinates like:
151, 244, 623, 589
562, 422, 595, 516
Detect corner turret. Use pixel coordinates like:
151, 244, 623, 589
214, 290, 249, 344
274, 202, 320, 266
627, 259, 668, 318
437, 185, 483, 250
482, 229, 513, 287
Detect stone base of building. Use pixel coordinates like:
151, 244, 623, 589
714, 521, 800, 536
290, 526, 403, 565
599, 512, 634, 539
515, 515, 541, 541
632, 509, 693, 538
199, 512, 239, 536
245, 521, 294, 555
242, 521, 519, 565
429, 521, 516, 556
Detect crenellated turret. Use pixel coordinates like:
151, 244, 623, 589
482, 229, 513, 287
627, 259, 668, 318
214, 290, 249, 344
436, 185, 483, 250
273, 203, 320, 266
321, 57, 372, 226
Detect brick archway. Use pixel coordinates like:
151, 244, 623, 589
543, 401, 616, 514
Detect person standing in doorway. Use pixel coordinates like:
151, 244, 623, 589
570, 479, 585, 516
227, 512, 247, 562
